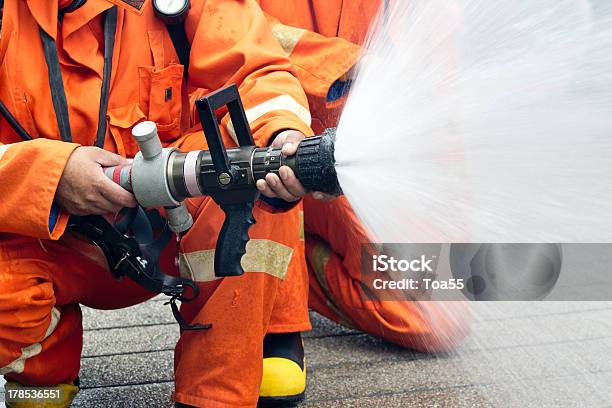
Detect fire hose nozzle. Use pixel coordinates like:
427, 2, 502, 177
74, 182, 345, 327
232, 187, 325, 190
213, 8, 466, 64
248, 129, 341, 195
286, 128, 342, 196
105, 85, 342, 278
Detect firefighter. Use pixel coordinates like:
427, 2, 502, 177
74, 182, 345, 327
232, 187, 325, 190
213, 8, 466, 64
255, 0, 472, 403
0, 0, 314, 407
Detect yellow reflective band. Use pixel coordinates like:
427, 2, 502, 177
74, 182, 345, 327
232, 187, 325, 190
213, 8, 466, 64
307, 237, 356, 329
271, 23, 306, 56
179, 239, 294, 282
225, 95, 312, 143
0, 307, 61, 375
0, 144, 12, 161
299, 211, 304, 241
309, 240, 332, 294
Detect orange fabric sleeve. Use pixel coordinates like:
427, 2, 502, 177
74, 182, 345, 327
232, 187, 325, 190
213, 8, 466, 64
185, 0, 314, 146
264, 13, 362, 99
0, 139, 79, 239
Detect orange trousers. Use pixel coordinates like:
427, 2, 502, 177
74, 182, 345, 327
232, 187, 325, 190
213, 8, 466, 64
304, 196, 471, 352
0, 135, 310, 408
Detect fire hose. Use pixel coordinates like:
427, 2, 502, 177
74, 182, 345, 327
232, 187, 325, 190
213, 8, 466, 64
68, 85, 340, 327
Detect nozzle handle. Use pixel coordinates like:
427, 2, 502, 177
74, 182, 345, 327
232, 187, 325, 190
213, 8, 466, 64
195, 84, 255, 182
214, 202, 256, 277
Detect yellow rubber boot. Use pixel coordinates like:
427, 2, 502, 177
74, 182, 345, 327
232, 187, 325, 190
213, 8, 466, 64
3, 380, 79, 408
258, 332, 306, 407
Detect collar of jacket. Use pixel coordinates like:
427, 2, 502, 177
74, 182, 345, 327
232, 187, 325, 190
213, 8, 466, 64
26, 0, 60, 39
27, 0, 144, 40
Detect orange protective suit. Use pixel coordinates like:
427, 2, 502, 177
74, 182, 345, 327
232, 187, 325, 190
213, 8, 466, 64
0, 0, 312, 406
258, 0, 380, 133
259, 0, 472, 352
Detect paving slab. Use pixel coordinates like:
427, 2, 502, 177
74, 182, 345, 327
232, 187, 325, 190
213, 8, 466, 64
5, 300, 612, 407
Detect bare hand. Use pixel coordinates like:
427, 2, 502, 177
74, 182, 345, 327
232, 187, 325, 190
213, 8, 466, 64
56, 147, 138, 216
256, 130, 306, 202
256, 130, 335, 202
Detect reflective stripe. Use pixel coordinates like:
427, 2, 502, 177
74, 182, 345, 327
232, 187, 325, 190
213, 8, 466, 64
179, 239, 293, 282
307, 238, 356, 328
299, 210, 304, 241
225, 95, 312, 143
0, 144, 11, 161
309, 240, 332, 295
271, 23, 306, 56
0, 307, 61, 375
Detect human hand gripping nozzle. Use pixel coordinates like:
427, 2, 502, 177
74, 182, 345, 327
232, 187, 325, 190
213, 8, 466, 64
105, 84, 341, 278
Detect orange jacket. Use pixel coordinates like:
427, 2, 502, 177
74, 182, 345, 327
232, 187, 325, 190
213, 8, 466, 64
259, 0, 382, 44
0, 0, 312, 240
257, 0, 382, 131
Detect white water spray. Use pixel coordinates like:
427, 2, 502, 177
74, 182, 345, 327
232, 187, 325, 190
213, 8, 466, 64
335, 0, 612, 243
329, 3, 612, 406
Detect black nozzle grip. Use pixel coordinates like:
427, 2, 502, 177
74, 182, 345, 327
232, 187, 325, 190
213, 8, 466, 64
214, 202, 257, 277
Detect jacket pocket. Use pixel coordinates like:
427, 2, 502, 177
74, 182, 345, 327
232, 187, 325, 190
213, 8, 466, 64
138, 63, 184, 142
107, 103, 146, 157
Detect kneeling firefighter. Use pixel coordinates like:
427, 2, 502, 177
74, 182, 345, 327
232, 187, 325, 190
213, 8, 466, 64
0, 0, 325, 406
178, 1, 472, 402
258, 0, 473, 374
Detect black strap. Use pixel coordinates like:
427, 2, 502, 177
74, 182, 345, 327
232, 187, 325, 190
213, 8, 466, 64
68, 209, 210, 331
96, 6, 117, 147
167, 297, 212, 331
40, 28, 73, 142
40, 6, 117, 145
166, 23, 190, 76
0, 100, 32, 140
